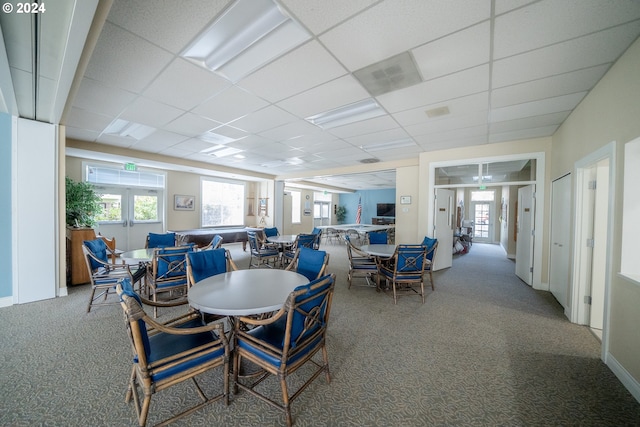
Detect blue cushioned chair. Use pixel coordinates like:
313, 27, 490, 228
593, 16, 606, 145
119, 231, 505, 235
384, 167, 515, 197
186, 248, 238, 287
284, 247, 330, 281
247, 230, 280, 268
233, 274, 336, 427
199, 234, 223, 251
311, 227, 322, 249
147, 245, 193, 317
146, 232, 176, 248
116, 278, 229, 427
421, 236, 439, 290
282, 233, 317, 265
82, 238, 145, 313
376, 244, 429, 304
344, 235, 377, 288
367, 231, 388, 244
264, 227, 279, 238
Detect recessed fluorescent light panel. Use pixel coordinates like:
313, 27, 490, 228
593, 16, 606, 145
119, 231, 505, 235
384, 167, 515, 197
201, 145, 244, 158
181, 0, 311, 82
353, 52, 422, 96
103, 119, 156, 140
306, 99, 386, 129
361, 138, 416, 152
198, 131, 238, 145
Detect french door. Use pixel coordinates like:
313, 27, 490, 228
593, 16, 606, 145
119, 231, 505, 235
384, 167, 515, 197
93, 186, 164, 251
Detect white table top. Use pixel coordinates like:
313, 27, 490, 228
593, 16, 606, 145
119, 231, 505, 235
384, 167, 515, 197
359, 244, 397, 257
188, 269, 309, 316
120, 248, 155, 263
267, 234, 297, 244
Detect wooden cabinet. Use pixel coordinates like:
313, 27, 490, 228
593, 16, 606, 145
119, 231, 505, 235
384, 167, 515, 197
66, 227, 95, 285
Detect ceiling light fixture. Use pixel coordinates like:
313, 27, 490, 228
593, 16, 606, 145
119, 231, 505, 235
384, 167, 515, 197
306, 98, 385, 129
103, 119, 156, 140
201, 145, 244, 158
198, 131, 238, 145
360, 138, 416, 152
181, 0, 311, 82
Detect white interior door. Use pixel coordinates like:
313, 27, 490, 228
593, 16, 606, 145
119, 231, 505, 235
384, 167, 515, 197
516, 185, 535, 286
433, 188, 454, 271
589, 159, 609, 330
549, 175, 571, 308
94, 186, 164, 251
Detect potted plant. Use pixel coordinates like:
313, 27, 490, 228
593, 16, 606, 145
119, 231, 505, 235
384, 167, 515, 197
335, 206, 347, 223
65, 176, 103, 228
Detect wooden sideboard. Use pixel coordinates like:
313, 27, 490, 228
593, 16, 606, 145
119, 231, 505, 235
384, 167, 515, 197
66, 227, 95, 285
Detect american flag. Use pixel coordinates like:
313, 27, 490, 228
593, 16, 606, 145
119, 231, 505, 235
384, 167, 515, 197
355, 196, 362, 224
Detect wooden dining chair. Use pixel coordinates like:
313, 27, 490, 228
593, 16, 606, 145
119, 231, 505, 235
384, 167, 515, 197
376, 244, 429, 304
116, 278, 229, 427
344, 235, 377, 288
147, 245, 193, 317
284, 247, 330, 280
233, 274, 336, 427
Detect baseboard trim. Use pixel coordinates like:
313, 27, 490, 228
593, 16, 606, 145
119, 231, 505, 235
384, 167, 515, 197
0, 295, 13, 308
58, 287, 68, 297
607, 352, 640, 403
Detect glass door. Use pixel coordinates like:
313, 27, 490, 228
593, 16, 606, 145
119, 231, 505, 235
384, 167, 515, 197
314, 201, 331, 226
470, 190, 495, 243
94, 186, 164, 251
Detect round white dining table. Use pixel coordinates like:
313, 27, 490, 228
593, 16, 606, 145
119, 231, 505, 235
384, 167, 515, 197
120, 248, 155, 264
359, 244, 397, 258
188, 269, 309, 316
266, 234, 297, 246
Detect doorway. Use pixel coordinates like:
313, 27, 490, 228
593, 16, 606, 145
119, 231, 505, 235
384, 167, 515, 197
470, 190, 496, 243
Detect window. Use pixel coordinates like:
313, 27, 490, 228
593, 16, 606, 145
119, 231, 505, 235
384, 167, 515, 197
201, 178, 245, 227
291, 191, 301, 223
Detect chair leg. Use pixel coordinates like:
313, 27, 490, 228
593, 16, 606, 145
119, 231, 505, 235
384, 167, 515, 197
392, 281, 398, 304
279, 375, 292, 427
322, 345, 331, 383
429, 271, 435, 290
86, 287, 97, 312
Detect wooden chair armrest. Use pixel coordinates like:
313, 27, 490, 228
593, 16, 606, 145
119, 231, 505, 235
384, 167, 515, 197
236, 307, 287, 327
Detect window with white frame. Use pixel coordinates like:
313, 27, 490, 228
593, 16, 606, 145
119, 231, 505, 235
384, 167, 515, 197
201, 178, 245, 227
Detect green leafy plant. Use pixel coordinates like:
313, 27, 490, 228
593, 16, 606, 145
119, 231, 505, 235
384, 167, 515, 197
335, 205, 347, 223
65, 176, 103, 227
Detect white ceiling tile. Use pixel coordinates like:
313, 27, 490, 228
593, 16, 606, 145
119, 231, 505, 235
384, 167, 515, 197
490, 92, 586, 122
494, 0, 640, 59
107, 0, 228, 53
65, 107, 113, 132
489, 125, 560, 143
281, 0, 377, 35
143, 59, 231, 110
419, 135, 487, 152
66, 127, 101, 142
413, 22, 490, 81
83, 22, 174, 93
493, 22, 640, 88
405, 110, 489, 138
73, 78, 137, 116
277, 74, 370, 118
490, 111, 570, 133
494, 0, 536, 15
164, 113, 222, 137
491, 65, 610, 108
328, 115, 400, 139
393, 92, 489, 127
228, 106, 298, 133
239, 41, 347, 103
130, 130, 189, 152
345, 127, 411, 148
192, 86, 269, 124
259, 119, 323, 142
120, 97, 185, 127
320, 0, 490, 71
378, 65, 490, 113
414, 124, 488, 145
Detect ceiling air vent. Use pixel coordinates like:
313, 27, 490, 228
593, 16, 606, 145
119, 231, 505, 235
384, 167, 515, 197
360, 158, 380, 164
353, 52, 422, 96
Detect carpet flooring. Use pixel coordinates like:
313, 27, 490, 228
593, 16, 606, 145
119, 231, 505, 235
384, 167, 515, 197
1, 241, 639, 426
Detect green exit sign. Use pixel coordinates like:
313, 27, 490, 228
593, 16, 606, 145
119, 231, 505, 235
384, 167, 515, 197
479, 185, 487, 190
124, 163, 137, 171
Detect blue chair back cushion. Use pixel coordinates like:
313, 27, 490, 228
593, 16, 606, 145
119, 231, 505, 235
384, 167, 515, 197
296, 247, 326, 281
368, 232, 387, 244
239, 275, 333, 367
264, 227, 279, 237
421, 236, 438, 261
148, 232, 176, 248
84, 239, 107, 270
211, 234, 223, 248
188, 248, 228, 283
297, 234, 316, 249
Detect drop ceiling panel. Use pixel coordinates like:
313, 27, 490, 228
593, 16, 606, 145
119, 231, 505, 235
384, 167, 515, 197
494, 0, 640, 59
277, 74, 370, 118
490, 111, 570, 133
491, 65, 610, 108
378, 65, 489, 113
106, 0, 228, 53
328, 115, 400, 139
120, 97, 185, 128
191, 86, 269, 124
393, 92, 489, 127
489, 125, 559, 143
494, 0, 536, 15
65, 107, 113, 132
228, 106, 298, 133
238, 41, 347, 103
493, 22, 640, 88
131, 130, 190, 152
143, 59, 231, 110
406, 110, 489, 138
259, 119, 323, 142
72, 78, 137, 117
281, 0, 377, 35
415, 124, 488, 146
320, 0, 490, 71
164, 113, 222, 137
412, 22, 491, 81
490, 92, 586, 123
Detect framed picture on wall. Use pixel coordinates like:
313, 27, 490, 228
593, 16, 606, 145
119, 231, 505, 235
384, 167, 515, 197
174, 194, 195, 211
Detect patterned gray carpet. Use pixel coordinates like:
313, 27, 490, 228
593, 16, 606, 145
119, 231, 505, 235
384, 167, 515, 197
1, 241, 639, 426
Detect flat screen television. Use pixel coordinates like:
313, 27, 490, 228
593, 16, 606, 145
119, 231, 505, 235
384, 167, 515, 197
376, 203, 395, 217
